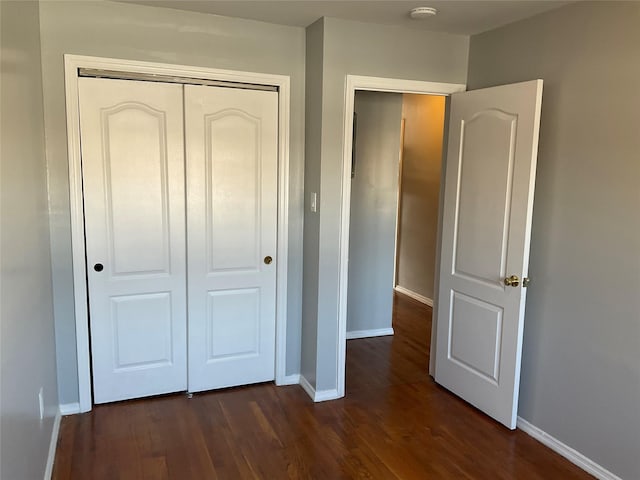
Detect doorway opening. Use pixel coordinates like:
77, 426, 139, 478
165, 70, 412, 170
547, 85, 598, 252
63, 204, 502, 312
345, 90, 446, 394
336, 76, 465, 398
338, 76, 544, 429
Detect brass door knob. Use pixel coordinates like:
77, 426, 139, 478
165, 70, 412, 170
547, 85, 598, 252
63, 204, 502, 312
504, 275, 520, 287
264, 256, 273, 265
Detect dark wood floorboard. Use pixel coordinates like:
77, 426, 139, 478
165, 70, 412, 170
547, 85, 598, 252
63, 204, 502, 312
52, 292, 593, 479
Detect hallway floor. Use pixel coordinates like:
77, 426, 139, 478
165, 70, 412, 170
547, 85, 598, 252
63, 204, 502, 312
52, 292, 592, 479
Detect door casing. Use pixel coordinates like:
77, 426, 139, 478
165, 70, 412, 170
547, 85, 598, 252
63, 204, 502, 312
337, 75, 466, 399
64, 54, 292, 413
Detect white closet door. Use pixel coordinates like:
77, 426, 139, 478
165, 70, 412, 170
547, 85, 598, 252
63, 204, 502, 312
79, 77, 187, 404
185, 85, 278, 392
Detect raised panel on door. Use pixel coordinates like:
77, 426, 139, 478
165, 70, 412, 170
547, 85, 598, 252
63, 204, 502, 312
79, 77, 187, 404
453, 109, 517, 287
185, 85, 278, 392
435, 80, 543, 429
206, 110, 261, 273
449, 292, 503, 383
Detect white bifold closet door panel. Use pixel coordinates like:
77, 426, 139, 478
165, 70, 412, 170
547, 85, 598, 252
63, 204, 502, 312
185, 85, 279, 392
78, 77, 187, 404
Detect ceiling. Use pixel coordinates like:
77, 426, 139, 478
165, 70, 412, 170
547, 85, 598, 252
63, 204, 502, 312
119, 0, 573, 35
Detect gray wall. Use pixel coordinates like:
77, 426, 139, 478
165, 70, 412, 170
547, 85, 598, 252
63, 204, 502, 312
38, 0, 306, 404
468, 2, 640, 478
0, 1, 59, 478
396, 94, 445, 301
347, 91, 403, 334
302, 17, 469, 391
301, 18, 323, 385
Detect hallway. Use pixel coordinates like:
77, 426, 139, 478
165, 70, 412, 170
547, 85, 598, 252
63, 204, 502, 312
52, 293, 591, 479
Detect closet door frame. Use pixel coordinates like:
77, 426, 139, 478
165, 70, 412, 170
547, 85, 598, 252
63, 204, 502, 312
64, 54, 291, 413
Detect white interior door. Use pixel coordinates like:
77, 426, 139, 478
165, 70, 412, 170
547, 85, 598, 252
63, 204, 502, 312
79, 77, 187, 404
435, 80, 543, 429
185, 85, 278, 392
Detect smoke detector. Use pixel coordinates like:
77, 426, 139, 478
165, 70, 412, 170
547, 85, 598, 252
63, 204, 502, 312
409, 7, 438, 19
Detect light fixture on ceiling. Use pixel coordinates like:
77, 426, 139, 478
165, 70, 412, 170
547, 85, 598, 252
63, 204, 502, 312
409, 6, 438, 19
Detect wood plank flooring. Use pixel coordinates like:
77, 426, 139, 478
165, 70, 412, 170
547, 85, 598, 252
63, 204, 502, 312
52, 292, 593, 479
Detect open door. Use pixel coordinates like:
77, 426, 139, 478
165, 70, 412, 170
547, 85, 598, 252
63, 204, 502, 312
435, 80, 543, 429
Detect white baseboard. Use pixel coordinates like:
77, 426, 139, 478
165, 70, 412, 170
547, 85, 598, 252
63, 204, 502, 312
278, 374, 300, 385
44, 410, 62, 480
299, 374, 315, 399
517, 417, 622, 480
59, 402, 81, 416
346, 327, 394, 340
314, 388, 340, 402
299, 375, 341, 403
394, 285, 433, 306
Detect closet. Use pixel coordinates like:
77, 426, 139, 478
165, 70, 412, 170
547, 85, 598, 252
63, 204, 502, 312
78, 76, 278, 404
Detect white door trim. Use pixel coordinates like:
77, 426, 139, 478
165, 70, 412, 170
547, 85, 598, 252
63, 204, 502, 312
337, 75, 465, 398
392, 118, 406, 289
64, 54, 291, 413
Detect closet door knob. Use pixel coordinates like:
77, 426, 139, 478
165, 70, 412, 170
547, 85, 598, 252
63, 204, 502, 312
94, 263, 104, 272
264, 256, 273, 265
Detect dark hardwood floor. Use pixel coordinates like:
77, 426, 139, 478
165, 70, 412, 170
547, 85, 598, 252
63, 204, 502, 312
53, 292, 593, 479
